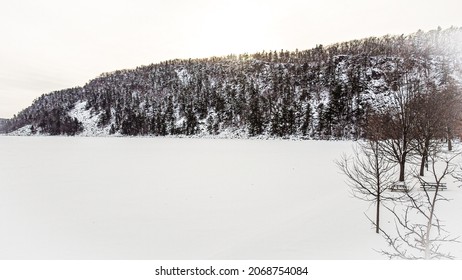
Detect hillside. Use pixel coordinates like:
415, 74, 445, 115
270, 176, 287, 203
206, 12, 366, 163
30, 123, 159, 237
0, 118, 6, 132
3, 27, 462, 138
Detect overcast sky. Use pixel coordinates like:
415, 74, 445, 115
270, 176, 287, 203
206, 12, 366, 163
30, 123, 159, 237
1, 0, 461, 118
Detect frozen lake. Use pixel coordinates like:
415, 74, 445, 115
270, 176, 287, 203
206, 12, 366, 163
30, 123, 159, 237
1, 136, 461, 259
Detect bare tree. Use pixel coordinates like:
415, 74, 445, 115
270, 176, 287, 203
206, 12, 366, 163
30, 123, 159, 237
376, 149, 460, 259
410, 81, 450, 176
337, 138, 395, 234
441, 80, 462, 151
376, 57, 421, 182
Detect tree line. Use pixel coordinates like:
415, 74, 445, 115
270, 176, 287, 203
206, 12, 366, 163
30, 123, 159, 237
3, 27, 461, 139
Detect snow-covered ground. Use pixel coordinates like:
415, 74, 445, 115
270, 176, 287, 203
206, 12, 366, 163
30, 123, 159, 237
1, 136, 461, 259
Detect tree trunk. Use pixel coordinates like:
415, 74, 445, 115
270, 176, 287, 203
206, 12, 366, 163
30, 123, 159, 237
420, 140, 429, 176
447, 127, 453, 151
375, 140, 381, 234
376, 193, 380, 234
424, 186, 439, 259
420, 155, 426, 177
399, 160, 406, 182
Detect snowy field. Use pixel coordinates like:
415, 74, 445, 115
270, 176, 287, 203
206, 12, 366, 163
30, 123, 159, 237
1, 136, 461, 259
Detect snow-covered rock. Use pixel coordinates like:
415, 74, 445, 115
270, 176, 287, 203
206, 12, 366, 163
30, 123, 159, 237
68, 101, 112, 136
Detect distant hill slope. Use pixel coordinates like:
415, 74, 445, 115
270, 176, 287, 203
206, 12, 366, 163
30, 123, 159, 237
4, 27, 462, 138
0, 118, 6, 133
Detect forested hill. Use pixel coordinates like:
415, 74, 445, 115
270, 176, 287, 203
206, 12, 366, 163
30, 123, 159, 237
3, 27, 462, 138
0, 119, 6, 132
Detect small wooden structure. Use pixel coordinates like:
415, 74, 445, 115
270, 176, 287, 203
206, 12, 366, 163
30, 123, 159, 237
420, 182, 447, 191
391, 181, 408, 192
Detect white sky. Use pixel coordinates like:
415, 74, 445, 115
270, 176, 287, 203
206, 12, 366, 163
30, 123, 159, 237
1, 0, 461, 118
